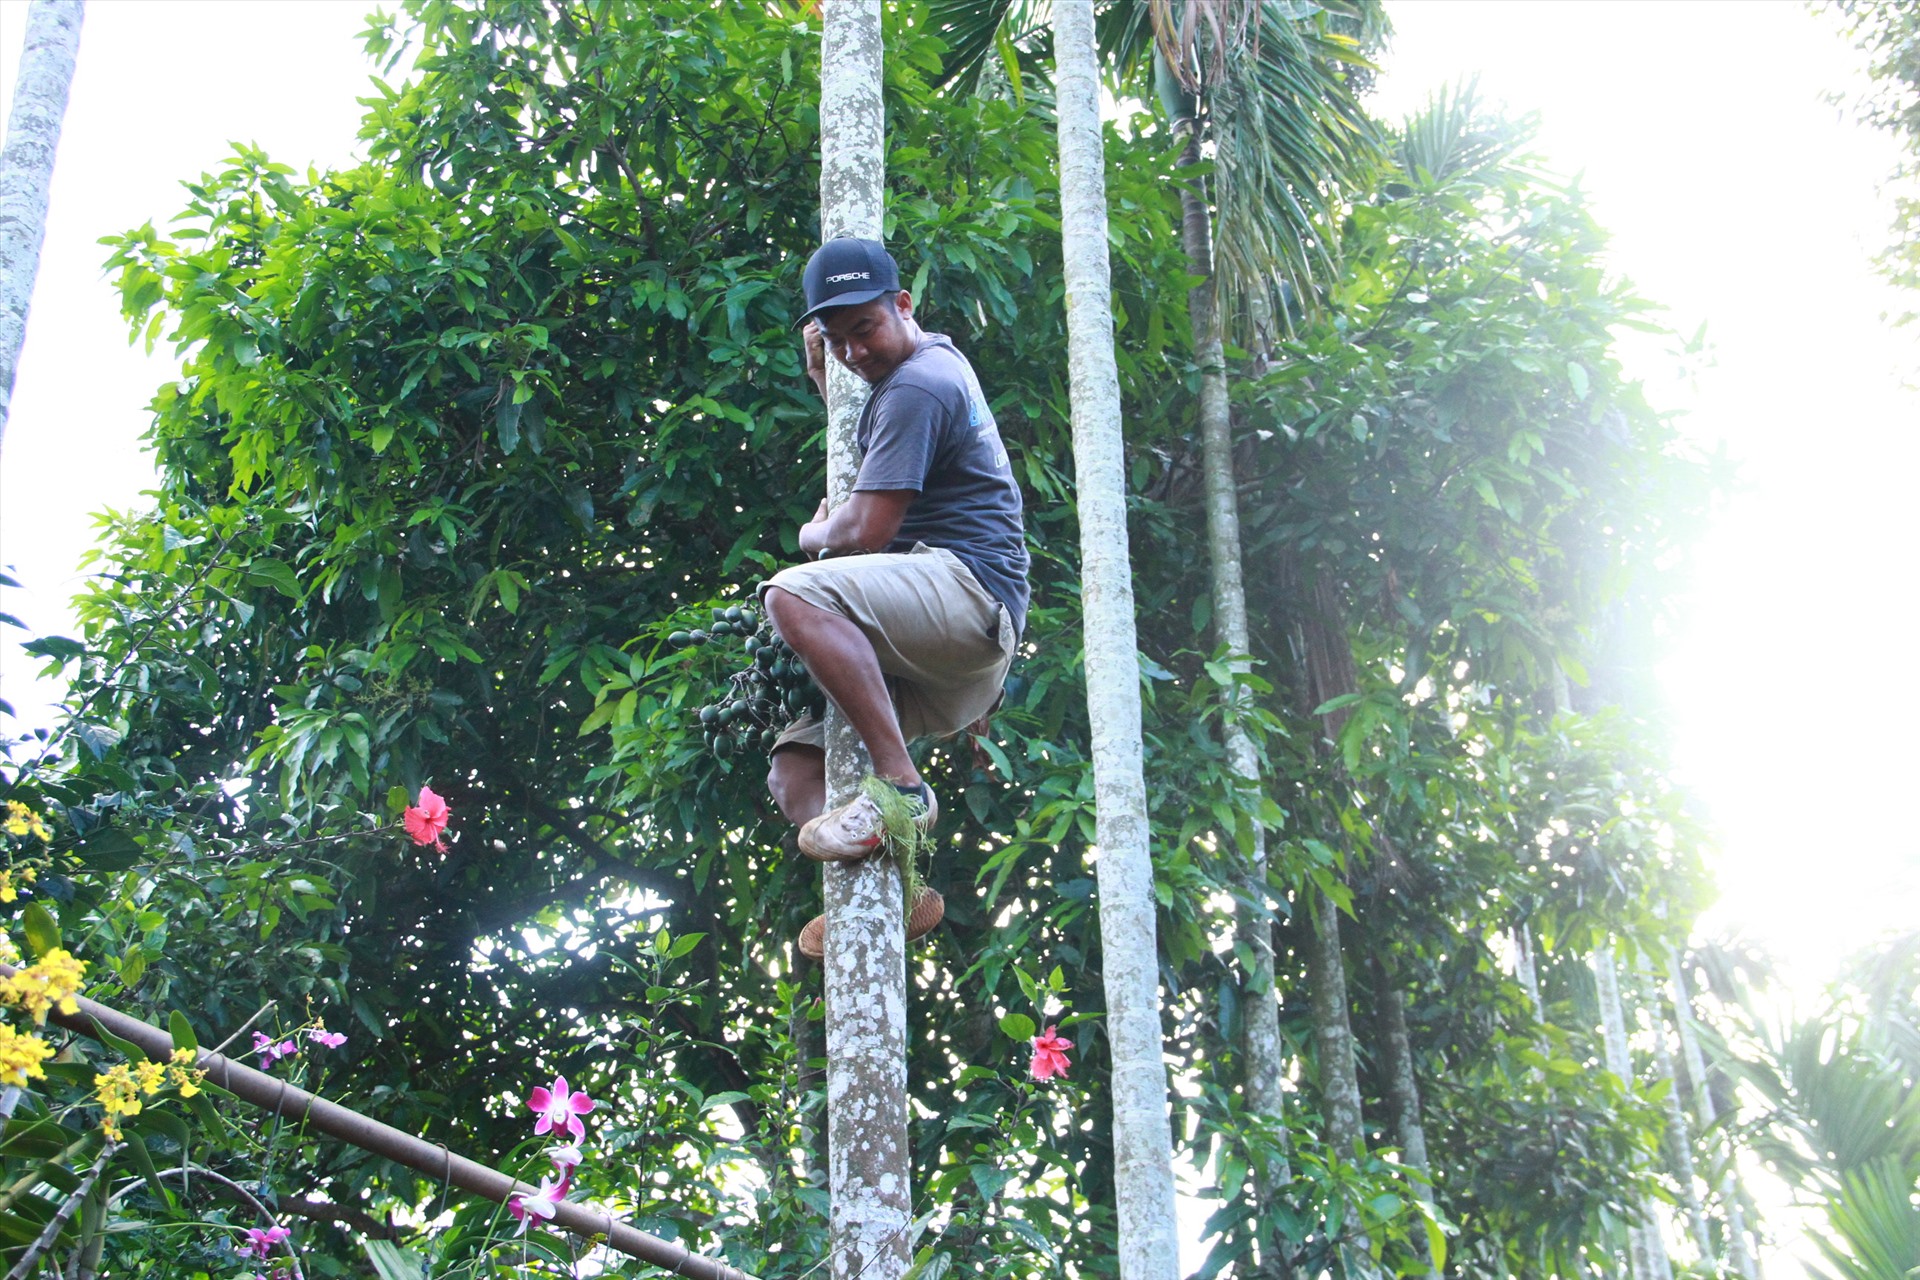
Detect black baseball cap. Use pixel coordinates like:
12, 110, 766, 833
796, 237, 900, 329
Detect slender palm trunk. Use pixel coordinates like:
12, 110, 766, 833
817, 5, 908, 1276
1309, 892, 1364, 1153
1284, 559, 1381, 1276
1372, 957, 1439, 1279
1511, 923, 1550, 1086
1052, 6, 1180, 1274
1670, 956, 1757, 1280
1160, 42, 1292, 1243
1735, 1180, 1767, 1279
1593, 944, 1671, 1280
0, 0, 83, 454
1512, 924, 1544, 1022
1640, 970, 1715, 1264
1308, 889, 1383, 1280
1374, 978, 1429, 1171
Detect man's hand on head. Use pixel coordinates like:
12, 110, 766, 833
803, 321, 828, 396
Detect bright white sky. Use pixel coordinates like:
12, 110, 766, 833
0, 2, 1912, 1275
1368, 3, 1919, 1015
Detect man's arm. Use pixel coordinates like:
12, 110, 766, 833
799, 489, 914, 557
797, 321, 917, 554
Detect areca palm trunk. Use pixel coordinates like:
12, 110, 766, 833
0, 0, 83, 453
1512, 924, 1545, 1022
1307, 889, 1383, 1278
1372, 956, 1439, 1279
1593, 944, 1671, 1280
1159, 38, 1292, 1229
1052, 5, 1180, 1274
1511, 923, 1550, 1086
1287, 562, 1379, 1277
1640, 969, 1716, 1264
1309, 891, 1364, 1152
1669, 956, 1757, 1280
817, 5, 909, 1276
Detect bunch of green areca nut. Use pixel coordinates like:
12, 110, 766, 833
668, 603, 826, 761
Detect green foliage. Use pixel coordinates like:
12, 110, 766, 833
1823, 0, 1920, 320
1728, 934, 1920, 1280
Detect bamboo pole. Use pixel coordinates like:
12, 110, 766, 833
18, 972, 756, 1280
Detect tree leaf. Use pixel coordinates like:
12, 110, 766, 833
76, 829, 142, 872
20, 636, 83, 662
970, 1164, 1013, 1204
497, 397, 522, 455
246, 559, 303, 601
22, 903, 59, 960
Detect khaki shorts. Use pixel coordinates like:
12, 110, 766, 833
758, 544, 1015, 751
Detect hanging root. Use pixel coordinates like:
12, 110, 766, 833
859, 775, 932, 909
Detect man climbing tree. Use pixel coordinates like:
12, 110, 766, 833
760, 237, 1029, 960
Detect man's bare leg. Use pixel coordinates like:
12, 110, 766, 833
763, 586, 922, 789
768, 745, 826, 827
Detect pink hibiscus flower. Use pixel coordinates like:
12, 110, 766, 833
403, 786, 451, 850
1030, 1026, 1073, 1081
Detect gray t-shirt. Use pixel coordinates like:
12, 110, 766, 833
853, 333, 1029, 635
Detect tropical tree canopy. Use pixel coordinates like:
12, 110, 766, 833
0, 3, 1745, 1277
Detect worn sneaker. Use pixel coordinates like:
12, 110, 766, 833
797, 887, 946, 961
797, 782, 937, 864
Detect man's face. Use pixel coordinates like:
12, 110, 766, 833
816, 292, 917, 385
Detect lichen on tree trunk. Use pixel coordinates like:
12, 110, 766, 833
817, 4, 908, 1276
1052, 3, 1180, 1275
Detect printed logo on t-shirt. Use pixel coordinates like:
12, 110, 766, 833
962, 368, 1009, 471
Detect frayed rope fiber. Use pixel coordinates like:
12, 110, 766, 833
859, 775, 932, 906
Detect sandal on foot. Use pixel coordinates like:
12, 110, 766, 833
797, 886, 945, 961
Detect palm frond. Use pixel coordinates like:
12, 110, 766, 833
929, 0, 1157, 99
1093, 0, 1159, 80
926, 0, 1052, 96
1395, 78, 1530, 190
1729, 1008, 1920, 1194
1784, 1019, 1920, 1177
1205, 2, 1382, 337
1809, 1157, 1920, 1280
